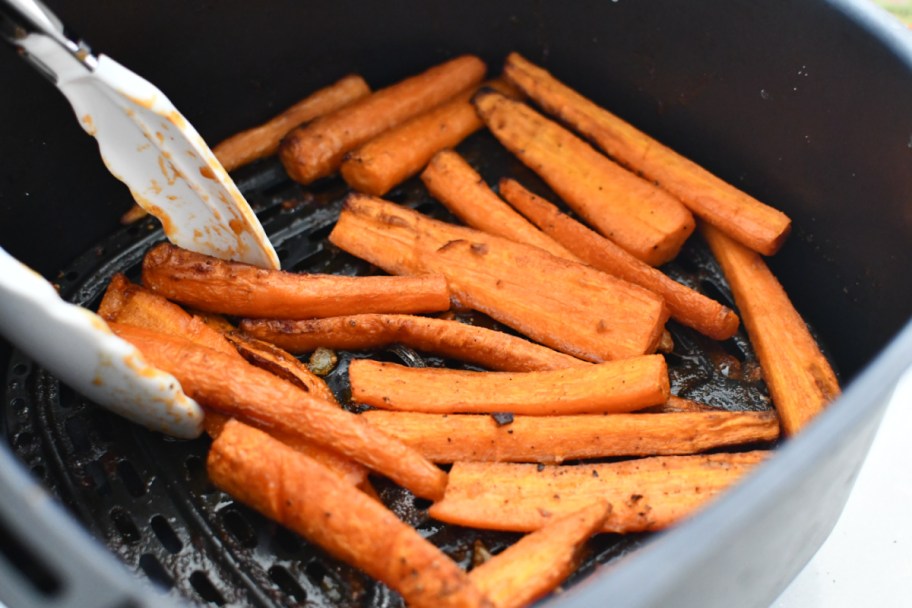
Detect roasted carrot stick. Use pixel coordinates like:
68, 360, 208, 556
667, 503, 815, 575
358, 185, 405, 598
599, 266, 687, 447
280, 55, 486, 184
468, 501, 610, 608
349, 356, 669, 415
329, 193, 669, 361
701, 224, 840, 435
428, 451, 769, 533
110, 323, 448, 500
503, 52, 791, 256
642, 395, 726, 414
360, 409, 779, 463
473, 89, 695, 266
239, 314, 588, 372
213, 74, 371, 172
420, 150, 579, 260
498, 178, 740, 340
141, 242, 450, 319
340, 79, 517, 196
208, 420, 490, 608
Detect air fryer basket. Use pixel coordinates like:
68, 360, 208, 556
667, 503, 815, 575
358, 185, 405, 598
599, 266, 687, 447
2, 1, 911, 607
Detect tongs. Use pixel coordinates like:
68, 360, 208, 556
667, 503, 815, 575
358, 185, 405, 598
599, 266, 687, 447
0, 0, 281, 438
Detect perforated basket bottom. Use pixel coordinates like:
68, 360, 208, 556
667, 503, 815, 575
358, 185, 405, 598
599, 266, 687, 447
2, 132, 776, 607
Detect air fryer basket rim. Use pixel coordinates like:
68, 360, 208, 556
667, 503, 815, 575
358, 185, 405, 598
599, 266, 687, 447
2, 0, 912, 607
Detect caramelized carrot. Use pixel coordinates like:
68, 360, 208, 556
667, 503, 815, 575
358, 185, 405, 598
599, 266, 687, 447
208, 420, 490, 608
110, 323, 448, 500
642, 395, 726, 413
213, 74, 371, 172
141, 242, 450, 319
279, 55, 486, 184
468, 501, 610, 608
701, 223, 840, 435
349, 356, 669, 415
473, 89, 695, 266
428, 452, 769, 533
239, 313, 588, 372
420, 150, 579, 260
360, 409, 779, 463
498, 178, 740, 340
503, 52, 791, 255
329, 193, 669, 362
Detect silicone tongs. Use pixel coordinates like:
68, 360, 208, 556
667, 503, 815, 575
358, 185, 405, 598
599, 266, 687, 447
0, 0, 280, 438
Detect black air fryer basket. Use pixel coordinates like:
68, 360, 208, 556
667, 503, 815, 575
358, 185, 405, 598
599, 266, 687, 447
2, 1, 911, 607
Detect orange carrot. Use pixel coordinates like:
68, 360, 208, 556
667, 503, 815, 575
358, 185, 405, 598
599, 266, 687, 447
239, 313, 588, 372
329, 193, 669, 361
340, 79, 518, 196
468, 501, 609, 608
360, 409, 779, 463
420, 150, 579, 260
213, 74, 371, 172
428, 452, 769, 533
498, 178, 740, 340
503, 52, 791, 255
208, 420, 490, 608
701, 223, 840, 435
279, 55, 486, 184
141, 242, 450, 319
349, 356, 669, 415
110, 322, 448, 500
473, 89, 695, 266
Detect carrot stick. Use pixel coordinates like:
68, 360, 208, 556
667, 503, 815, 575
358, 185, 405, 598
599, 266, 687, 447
360, 409, 779, 463
473, 89, 695, 266
498, 178, 740, 340
340, 79, 517, 196
208, 420, 490, 608
279, 55, 486, 184
503, 52, 791, 255
141, 242, 450, 319
701, 223, 840, 435
420, 150, 579, 260
642, 395, 726, 413
239, 313, 588, 372
213, 74, 371, 172
428, 451, 769, 533
349, 356, 669, 415
329, 193, 669, 361
468, 501, 610, 608
110, 323, 448, 500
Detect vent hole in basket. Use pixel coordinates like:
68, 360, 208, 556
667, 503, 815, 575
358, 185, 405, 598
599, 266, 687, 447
117, 459, 147, 498
109, 507, 141, 544
305, 561, 329, 584
64, 415, 91, 453
269, 565, 308, 603
184, 454, 215, 494
150, 515, 183, 554
272, 527, 303, 556
189, 570, 225, 606
219, 506, 258, 548
83, 460, 111, 496
0, 513, 63, 596
139, 553, 174, 590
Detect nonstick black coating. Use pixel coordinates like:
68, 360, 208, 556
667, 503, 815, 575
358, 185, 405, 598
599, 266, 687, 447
2, 1, 911, 607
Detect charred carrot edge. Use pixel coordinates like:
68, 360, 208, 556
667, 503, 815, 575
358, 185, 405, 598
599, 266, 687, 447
213, 74, 371, 172
223, 331, 339, 404
328, 193, 669, 361
110, 323, 448, 500
279, 55, 486, 184
360, 409, 779, 463
428, 452, 769, 533
340, 79, 518, 196
642, 395, 726, 413
503, 52, 791, 256
420, 150, 580, 260
350, 356, 669, 415
239, 313, 588, 372
701, 223, 840, 435
141, 242, 450, 319
498, 178, 740, 340
208, 420, 490, 608
468, 501, 610, 608
473, 89, 695, 266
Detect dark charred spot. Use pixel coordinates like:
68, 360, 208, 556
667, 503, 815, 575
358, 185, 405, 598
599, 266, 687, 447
491, 412, 514, 426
